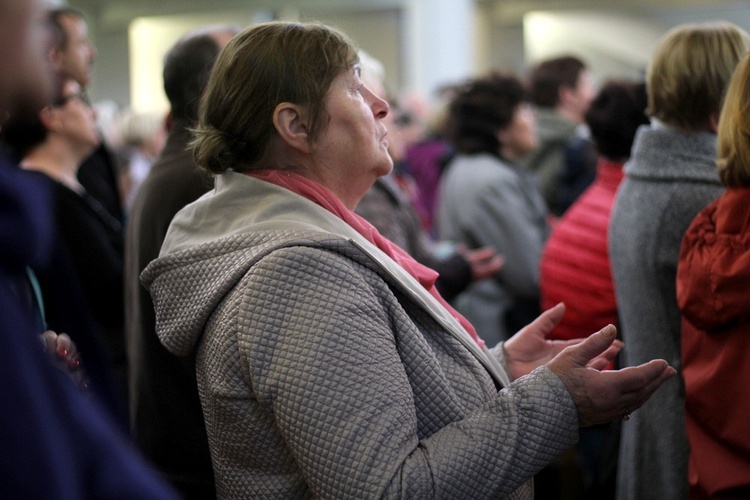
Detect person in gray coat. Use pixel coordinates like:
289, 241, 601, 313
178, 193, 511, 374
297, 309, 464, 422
437, 73, 548, 346
143, 21, 675, 499
609, 22, 750, 500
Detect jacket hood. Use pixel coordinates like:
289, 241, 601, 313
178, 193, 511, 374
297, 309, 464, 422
141, 172, 364, 357
141, 172, 493, 368
677, 188, 750, 332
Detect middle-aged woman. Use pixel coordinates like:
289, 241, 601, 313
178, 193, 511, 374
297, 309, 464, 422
143, 21, 675, 499
676, 51, 750, 499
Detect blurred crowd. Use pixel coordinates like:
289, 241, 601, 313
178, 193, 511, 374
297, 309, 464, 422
1, 2, 748, 499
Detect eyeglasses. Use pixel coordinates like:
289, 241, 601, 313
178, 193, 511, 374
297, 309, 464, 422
53, 92, 92, 108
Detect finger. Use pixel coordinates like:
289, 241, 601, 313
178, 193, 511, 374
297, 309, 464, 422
489, 255, 504, 269
601, 359, 675, 394
517, 303, 566, 338
616, 363, 677, 417
587, 339, 623, 370
40, 330, 60, 353
474, 256, 504, 277
59, 334, 76, 358
55, 335, 74, 359
566, 325, 617, 367
469, 246, 497, 260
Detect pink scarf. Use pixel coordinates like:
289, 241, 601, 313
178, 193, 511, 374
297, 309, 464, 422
249, 170, 484, 347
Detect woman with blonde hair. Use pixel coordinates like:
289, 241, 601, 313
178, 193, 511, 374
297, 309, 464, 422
144, 21, 674, 498
676, 50, 750, 499
609, 22, 750, 500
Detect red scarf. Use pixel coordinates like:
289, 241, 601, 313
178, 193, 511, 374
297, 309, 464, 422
249, 170, 484, 347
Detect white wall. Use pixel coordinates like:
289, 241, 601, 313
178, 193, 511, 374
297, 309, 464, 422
75, 0, 750, 112
523, 11, 664, 84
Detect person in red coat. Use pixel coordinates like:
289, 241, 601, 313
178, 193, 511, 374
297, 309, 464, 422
540, 81, 648, 345
676, 51, 750, 500
538, 80, 649, 498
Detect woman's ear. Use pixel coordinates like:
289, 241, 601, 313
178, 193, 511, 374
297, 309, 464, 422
273, 102, 312, 154
39, 107, 61, 133
495, 127, 509, 149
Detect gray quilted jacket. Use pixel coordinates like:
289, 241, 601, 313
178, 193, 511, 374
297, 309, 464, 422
143, 172, 578, 499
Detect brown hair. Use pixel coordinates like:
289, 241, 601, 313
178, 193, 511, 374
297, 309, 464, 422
528, 55, 586, 108
191, 21, 359, 175
648, 22, 750, 133
717, 51, 750, 188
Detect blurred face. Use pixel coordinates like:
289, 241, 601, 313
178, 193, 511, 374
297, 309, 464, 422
568, 69, 596, 123
497, 103, 538, 161
55, 15, 96, 87
310, 65, 392, 209
51, 80, 100, 152
0, 0, 55, 119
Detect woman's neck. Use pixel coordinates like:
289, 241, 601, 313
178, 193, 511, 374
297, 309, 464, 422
21, 142, 86, 193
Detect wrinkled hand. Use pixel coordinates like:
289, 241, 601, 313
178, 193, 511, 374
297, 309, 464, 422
547, 325, 676, 427
456, 245, 504, 281
504, 303, 623, 380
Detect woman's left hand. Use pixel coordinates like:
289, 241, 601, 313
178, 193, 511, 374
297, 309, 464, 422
39, 330, 88, 389
503, 303, 623, 380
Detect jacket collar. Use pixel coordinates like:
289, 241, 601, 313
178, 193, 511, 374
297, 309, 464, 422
164, 171, 511, 387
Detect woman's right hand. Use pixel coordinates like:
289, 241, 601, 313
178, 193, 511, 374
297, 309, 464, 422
546, 325, 676, 427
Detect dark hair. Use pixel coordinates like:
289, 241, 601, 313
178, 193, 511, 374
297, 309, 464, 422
163, 33, 225, 123
528, 55, 586, 108
0, 77, 65, 159
0, 114, 48, 161
444, 72, 527, 156
584, 80, 649, 160
191, 21, 359, 175
48, 7, 85, 51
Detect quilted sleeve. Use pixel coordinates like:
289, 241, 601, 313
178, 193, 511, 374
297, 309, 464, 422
240, 245, 577, 499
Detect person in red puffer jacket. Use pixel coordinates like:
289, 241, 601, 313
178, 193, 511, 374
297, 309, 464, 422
540, 80, 648, 348
677, 51, 750, 500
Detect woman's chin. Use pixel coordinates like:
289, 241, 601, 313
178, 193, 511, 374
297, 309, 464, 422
376, 160, 394, 178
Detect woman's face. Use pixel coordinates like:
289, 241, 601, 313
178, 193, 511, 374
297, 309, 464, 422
53, 80, 99, 151
309, 65, 392, 208
497, 103, 538, 161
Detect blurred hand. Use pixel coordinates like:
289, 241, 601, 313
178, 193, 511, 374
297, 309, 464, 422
547, 325, 676, 427
457, 245, 504, 281
39, 330, 88, 389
